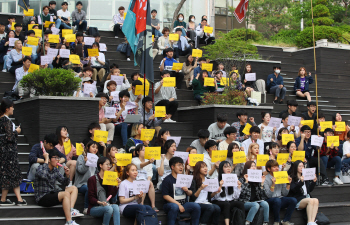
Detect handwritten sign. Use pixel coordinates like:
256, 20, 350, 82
274, 171, 289, 184
103, 171, 119, 186
135, 84, 150, 96
9, 38, 19, 46
222, 174, 238, 187
204, 26, 213, 34
115, 153, 132, 166
302, 168, 316, 181
93, 130, 108, 143
320, 121, 333, 132
174, 151, 188, 162
48, 34, 59, 43
203, 178, 219, 192
110, 75, 124, 86
104, 107, 117, 119
301, 120, 314, 129
288, 116, 302, 127
175, 174, 193, 188
277, 153, 290, 165
84, 37, 95, 46
335, 122, 346, 132
268, 117, 282, 128
163, 77, 176, 87
242, 123, 252, 135
169, 33, 179, 41
133, 180, 150, 194
220, 77, 230, 86
291, 151, 305, 162
327, 136, 339, 147
192, 49, 203, 57
65, 34, 76, 43
111, 91, 120, 101
172, 63, 183, 71
76, 143, 84, 155
189, 154, 204, 166
155, 106, 166, 118
202, 63, 213, 72
211, 150, 227, 163
144, 147, 161, 160
27, 36, 39, 46
44, 21, 55, 28
28, 64, 39, 73
22, 47, 32, 56
256, 154, 270, 167
168, 136, 182, 147
69, 54, 80, 64
311, 135, 324, 148
282, 134, 294, 145
40, 56, 52, 65
251, 91, 261, 103
47, 48, 58, 59
248, 169, 262, 182
59, 49, 71, 58
51, 27, 60, 35
99, 43, 107, 51
28, 24, 38, 30
83, 83, 96, 95
245, 73, 256, 81
88, 48, 99, 57
33, 29, 42, 37
233, 151, 246, 164
62, 29, 73, 37
86, 153, 98, 167
204, 77, 215, 87
140, 129, 155, 141
64, 140, 72, 155
24, 9, 34, 16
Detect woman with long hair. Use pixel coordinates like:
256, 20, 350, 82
125, 123, 149, 154
275, 127, 289, 153
157, 27, 173, 56
242, 63, 257, 97
154, 128, 171, 153
226, 142, 245, 178
1, 30, 15, 72
332, 113, 350, 144
192, 70, 217, 104
258, 112, 276, 153
107, 145, 124, 178
183, 54, 198, 88
294, 67, 313, 102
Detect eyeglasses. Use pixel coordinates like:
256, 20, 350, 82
51, 156, 60, 160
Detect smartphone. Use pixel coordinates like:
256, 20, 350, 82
19, 123, 21, 127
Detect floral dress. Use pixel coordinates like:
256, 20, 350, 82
0, 116, 22, 189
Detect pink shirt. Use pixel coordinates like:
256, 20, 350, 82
55, 143, 77, 161
99, 107, 105, 122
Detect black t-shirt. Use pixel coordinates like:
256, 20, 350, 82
49, 9, 58, 17
14, 33, 25, 43
250, 184, 258, 202
162, 173, 187, 205
239, 125, 245, 137
279, 109, 296, 118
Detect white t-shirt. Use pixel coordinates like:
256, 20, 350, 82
211, 186, 241, 201
203, 154, 218, 179
156, 157, 172, 189
195, 178, 210, 204
132, 157, 153, 180
190, 139, 206, 154
118, 180, 138, 214
57, 9, 71, 18
275, 124, 299, 139
218, 140, 241, 150
258, 123, 274, 142
342, 141, 350, 161
242, 138, 264, 156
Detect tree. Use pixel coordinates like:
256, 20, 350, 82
170, 0, 187, 30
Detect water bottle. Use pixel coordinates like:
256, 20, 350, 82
159, 221, 161, 225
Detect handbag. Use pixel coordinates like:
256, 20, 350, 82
175, 211, 191, 225
95, 174, 107, 202
116, 43, 127, 53
136, 210, 158, 225
315, 212, 330, 225
20, 179, 35, 193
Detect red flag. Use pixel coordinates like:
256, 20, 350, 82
132, 0, 148, 34
234, 0, 249, 23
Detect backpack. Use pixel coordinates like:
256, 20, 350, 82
250, 206, 264, 225
315, 212, 330, 225
116, 42, 128, 53
87, 27, 99, 37
230, 207, 245, 225
20, 179, 35, 193
3, 91, 20, 101
175, 211, 191, 225
136, 210, 158, 225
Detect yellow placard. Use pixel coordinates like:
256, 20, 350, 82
211, 150, 227, 163
62, 29, 73, 37
102, 171, 119, 186
27, 36, 39, 46
172, 63, 183, 71
277, 153, 290, 165
33, 29, 42, 37
145, 147, 161, 160
135, 84, 150, 96
11, 22, 16, 31
140, 129, 155, 141
88, 49, 99, 57
169, 33, 179, 41
163, 77, 176, 87
327, 136, 339, 147
155, 106, 166, 118
69, 54, 81, 64
256, 154, 270, 167
138, 77, 150, 86
204, 77, 215, 87
115, 153, 132, 166
291, 151, 305, 162
44, 21, 55, 28
201, 63, 213, 72
124, 12, 127, 20
320, 121, 333, 132
93, 130, 108, 143
233, 151, 247, 164
64, 140, 72, 155
65, 34, 76, 43
22, 46, 32, 56
242, 123, 252, 135
152, 35, 154, 42
192, 49, 203, 57
28, 24, 39, 30
220, 77, 230, 86
76, 143, 84, 156
282, 134, 294, 145
48, 34, 59, 43
274, 171, 289, 184
335, 122, 346, 132
28, 64, 39, 73
189, 154, 204, 166
24, 9, 34, 16
301, 120, 314, 129
204, 26, 213, 34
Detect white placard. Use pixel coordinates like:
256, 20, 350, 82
173, 151, 189, 163
84, 83, 96, 95
287, 116, 302, 127
99, 43, 107, 51
133, 180, 150, 194
311, 135, 324, 148
251, 91, 261, 103
47, 48, 59, 59
245, 73, 256, 81
40, 56, 52, 65
86, 153, 98, 167
51, 27, 60, 35
111, 91, 120, 102
9, 38, 19, 46
97, 53, 105, 63
203, 178, 219, 192
104, 107, 116, 119
167, 136, 182, 147
302, 168, 316, 181
59, 49, 71, 58
175, 174, 193, 188
222, 174, 238, 187
268, 117, 282, 128
110, 75, 124, 86
84, 37, 95, 46
247, 169, 262, 182
125, 101, 137, 110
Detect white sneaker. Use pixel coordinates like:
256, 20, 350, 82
1, 69, 6, 72
115, 36, 118, 38
71, 208, 84, 217
67, 181, 73, 187
83, 208, 88, 215
65, 220, 80, 225
127, 58, 131, 61
333, 177, 344, 185
165, 118, 176, 123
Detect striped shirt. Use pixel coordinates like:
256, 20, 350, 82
7, 49, 22, 69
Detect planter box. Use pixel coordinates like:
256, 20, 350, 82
177, 104, 273, 136
14, 96, 99, 146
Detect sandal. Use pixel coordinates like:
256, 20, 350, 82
152, 207, 159, 212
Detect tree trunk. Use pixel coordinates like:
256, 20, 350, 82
171, 0, 187, 31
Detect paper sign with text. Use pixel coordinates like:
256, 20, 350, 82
155, 106, 166, 117
169, 34, 179, 41
28, 64, 39, 73
135, 84, 150, 96
220, 77, 230, 86
204, 26, 213, 33
327, 136, 339, 147
47, 48, 59, 59
28, 24, 38, 30
76, 143, 84, 156
211, 150, 227, 163
302, 168, 316, 181
204, 77, 215, 87
65, 34, 76, 43
93, 130, 108, 143
277, 153, 290, 165
115, 153, 132, 166
175, 174, 193, 188
311, 135, 324, 148
59, 49, 71, 58
268, 117, 282, 128
111, 91, 120, 101
22, 47, 32, 56
99, 43, 107, 51
69, 54, 80, 64
44, 21, 55, 28
291, 151, 305, 162
133, 180, 150, 194
320, 121, 333, 132
242, 123, 252, 135
202, 63, 213, 72
48, 34, 59, 43
288, 116, 302, 127
9, 38, 19, 46
172, 63, 183, 71
64, 140, 72, 155
301, 120, 314, 129
233, 151, 247, 164
24, 9, 34, 16
62, 29, 73, 37
335, 122, 346, 132
40, 56, 52, 65
192, 49, 203, 57
140, 129, 155, 141
251, 91, 261, 103
282, 134, 294, 145
174, 151, 188, 162
248, 169, 262, 182
51, 27, 60, 35
245, 73, 256, 81
274, 171, 289, 184
88, 49, 99, 57
256, 154, 270, 167
203, 178, 219, 192
110, 75, 124, 86
189, 154, 204, 166
168, 136, 182, 147
145, 147, 161, 160
83, 83, 96, 95
222, 174, 238, 187
163, 77, 176, 87
84, 37, 95, 46
103, 171, 119, 186
27, 36, 39, 46
33, 29, 42, 37
86, 153, 98, 167
105, 107, 117, 119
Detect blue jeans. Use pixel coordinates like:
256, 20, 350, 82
115, 122, 130, 146
152, 28, 163, 37
266, 197, 297, 222
3, 55, 8, 70
31, 54, 38, 64
269, 85, 287, 99
122, 204, 153, 217
74, 20, 87, 32
78, 184, 89, 209
321, 155, 342, 176
163, 202, 201, 225
152, 164, 157, 181
244, 201, 269, 223
90, 204, 120, 225
342, 157, 350, 165
55, 18, 71, 29
198, 203, 221, 224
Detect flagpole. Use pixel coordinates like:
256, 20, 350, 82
143, 31, 146, 128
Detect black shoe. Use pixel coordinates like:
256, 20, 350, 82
279, 100, 284, 104
321, 178, 333, 186
0, 199, 15, 206
273, 100, 278, 104
17, 199, 27, 206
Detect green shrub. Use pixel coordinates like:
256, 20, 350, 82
315, 0, 327, 5
336, 24, 350, 33
313, 4, 330, 18
202, 87, 246, 106
341, 32, 350, 44
271, 29, 300, 44
20, 68, 81, 96
305, 17, 334, 26
295, 26, 342, 48
227, 28, 263, 41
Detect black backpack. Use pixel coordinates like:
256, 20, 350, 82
136, 210, 158, 225
230, 208, 245, 225
175, 211, 191, 225
315, 212, 330, 225
87, 27, 99, 37
251, 206, 264, 225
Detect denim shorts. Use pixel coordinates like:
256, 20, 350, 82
296, 194, 310, 209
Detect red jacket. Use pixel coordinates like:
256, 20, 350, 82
320, 141, 338, 161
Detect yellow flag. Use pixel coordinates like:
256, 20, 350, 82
155, 106, 166, 118
192, 49, 203, 57
124, 12, 127, 19
291, 151, 305, 162
301, 120, 314, 129
22, 47, 32, 56
169, 33, 179, 41
48, 34, 59, 43
320, 121, 332, 132
69, 54, 81, 64
204, 77, 215, 87
102, 171, 119, 186
135, 84, 150, 96
327, 136, 339, 147
62, 29, 73, 37
233, 151, 246, 164
65, 34, 76, 43
28, 24, 39, 30
172, 63, 183, 71
24, 9, 34, 16
140, 129, 155, 141
88, 49, 99, 57
33, 29, 42, 37
27, 36, 39, 46
44, 21, 55, 28
163, 77, 176, 87
242, 123, 252, 135
76, 143, 84, 156
64, 140, 72, 155
189, 154, 204, 166
274, 171, 289, 184
256, 154, 270, 167
93, 130, 108, 143
282, 134, 294, 145
335, 122, 346, 132
211, 150, 228, 163
28, 64, 40, 73
145, 147, 161, 160
277, 153, 290, 165
115, 153, 132, 166
201, 63, 213, 72
204, 26, 213, 34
